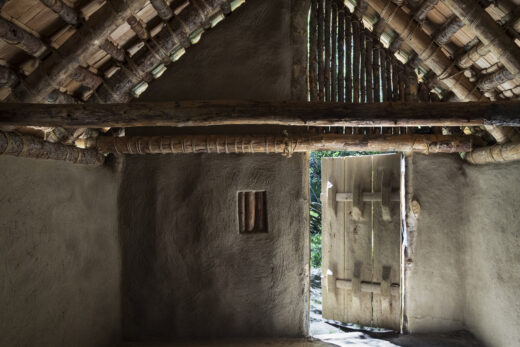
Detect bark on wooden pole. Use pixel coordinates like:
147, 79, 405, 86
99, 39, 125, 62
373, 40, 381, 103
466, 142, 520, 164
95, 0, 237, 103
380, 47, 388, 102
414, 0, 439, 22
325, 0, 331, 102
0, 131, 104, 166
95, 133, 472, 154
445, 0, 520, 75
477, 68, 515, 91
1, 100, 520, 128
366, 34, 373, 103
331, 1, 337, 102
69, 67, 103, 90
345, 12, 352, 103
13, 0, 150, 102
433, 16, 464, 46
309, 0, 319, 101
0, 17, 47, 57
318, 0, 325, 101
338, 7, 345, 102
368, 0, 482, 102
127, 15, 149, 41
151, 0, 174, 21
360, 29, 367, 103
0, 65, 19, 89
353, 19, 360, 103
40, 0, 79, 26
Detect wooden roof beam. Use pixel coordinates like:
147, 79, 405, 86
96, 133, 472, 155
151, 0, 174, 21
40, 0, 79, 27
445, 0, 520, 76
433, 15, 464, 46
12, 0, 150, 103
0, 130, 103, 166
0, 100, 519, 128
95, 0, 243, 103
366, 0, 517, 142
0, 17, 47, 58
414, 0, 439, 22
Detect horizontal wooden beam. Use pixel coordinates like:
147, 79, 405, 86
0, 131, 104, 166
466, 142, 520, 164
95, 133, 472, 154
0, 101, 519, 128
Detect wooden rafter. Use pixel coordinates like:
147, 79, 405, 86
0, 100, 519, 128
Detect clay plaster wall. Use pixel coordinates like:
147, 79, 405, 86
119, 154, 309, 340
408, 154, 520, 347
0, 156, 121, 346
121, 0, 310, 341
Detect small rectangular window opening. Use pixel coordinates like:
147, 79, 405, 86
237, 191, 267, 233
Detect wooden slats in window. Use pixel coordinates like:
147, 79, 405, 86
237, 191, 267, 233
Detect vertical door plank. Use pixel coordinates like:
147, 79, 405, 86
372, 154, 401, 331
344, 156, 373, 326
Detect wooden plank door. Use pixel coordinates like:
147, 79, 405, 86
321, 154, 401, 331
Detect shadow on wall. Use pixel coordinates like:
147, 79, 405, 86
118, 154, 309, 341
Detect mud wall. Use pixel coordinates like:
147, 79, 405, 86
408, 154, 520, 347
121, 0, 310, 341
0, 156, 121, 347
119, 154, 309, 340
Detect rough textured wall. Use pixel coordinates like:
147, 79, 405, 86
463, 160, 520, 347
141, 0, 293, 101
120, 154, 309, 340
0, 156, 121, 347
409, 154, 520, 347
406, 155, 467, 332
123, 0, 310, 340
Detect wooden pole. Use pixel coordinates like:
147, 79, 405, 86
95, 133, 472, 154
445, 0, 520, 75
0, 17, 47, 57
466, 142, 520, 164
345, 13, 352, 103
373, 40, 380, 103
99, 39, 125, 63
0, 131, 104, 166
414, 0, 439, 22
325, 0, 331, 102
12, 0, 150, 102
318, 0, 325, 101
127, 15, 149, 41
150, 0, 174, 21
69, 67, 103, 90
309, 0, 319, 101
477, 68, 514, 91
366, 34, 373, 103
380, 47, 388, 102
360, 29, 366, 103
1, 100, 520, 128
433, 16, 464, 46
40, 0, 79, 26
367, 0, 482, 102
353, 19, 360, 103
331, 1, 337, 102
0, 65, 19, 90
338, 7, 345, 102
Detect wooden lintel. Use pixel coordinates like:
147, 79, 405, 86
95, 133, 472, 154
0, 101, 519, 128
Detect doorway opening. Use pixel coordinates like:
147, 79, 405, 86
309, 151, 405, 338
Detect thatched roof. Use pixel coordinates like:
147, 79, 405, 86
0, 0, 244, 105
0, 0, 518, 157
